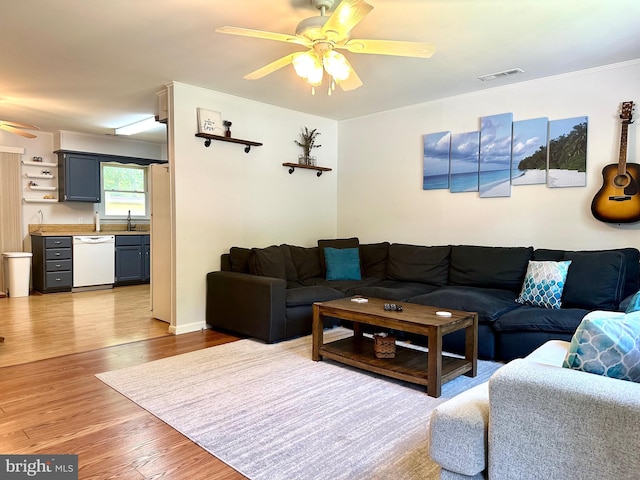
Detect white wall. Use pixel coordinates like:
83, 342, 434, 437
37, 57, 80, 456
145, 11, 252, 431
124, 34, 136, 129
338, 60, 640, 250
169, 82, 338, 332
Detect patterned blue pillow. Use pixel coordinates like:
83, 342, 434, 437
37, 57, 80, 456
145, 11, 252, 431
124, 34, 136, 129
626, 290, 640, 313
563, 311, 640, 383
515, 260, 571, 309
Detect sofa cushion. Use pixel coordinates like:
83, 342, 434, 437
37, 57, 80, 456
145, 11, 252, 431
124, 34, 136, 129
359, 242, 389, 278
288, 245, 322, 281
301, 276, 380, 295
493, 304, 589, 334
626, 290, 640, 313
408, 286, 520, 324
387, 244, 450, 286
285, 285, 345, 307
317, 237, 360, 276
515, 260, 572, 309
279, 244, 298, 282
248, 245, 287, 280
353, 280, 439, 301
562, 251, 626, 310
449, 245, 533, 291
324, 247, 362, 281
535, 247, 639, 300
229, 247, 251, 273
562, 311, 640, 383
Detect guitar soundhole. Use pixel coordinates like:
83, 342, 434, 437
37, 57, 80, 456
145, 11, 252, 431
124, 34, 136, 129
613, 174, 630, 188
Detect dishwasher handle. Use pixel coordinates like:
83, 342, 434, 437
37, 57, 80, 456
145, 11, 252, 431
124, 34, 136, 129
73, 235, 115, 244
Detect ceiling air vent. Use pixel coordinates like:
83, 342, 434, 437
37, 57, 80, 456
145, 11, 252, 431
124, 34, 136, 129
478, 68, 524, 82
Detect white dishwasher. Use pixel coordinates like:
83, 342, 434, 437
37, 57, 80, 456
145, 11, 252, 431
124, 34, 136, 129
73, 235, 115, 289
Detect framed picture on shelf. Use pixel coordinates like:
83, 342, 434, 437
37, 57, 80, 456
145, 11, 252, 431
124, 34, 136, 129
197, 108, 224, 135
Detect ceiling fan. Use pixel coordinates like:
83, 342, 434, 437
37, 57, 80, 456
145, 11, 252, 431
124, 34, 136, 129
0, 120, 40, 138
216, 0, 435, 94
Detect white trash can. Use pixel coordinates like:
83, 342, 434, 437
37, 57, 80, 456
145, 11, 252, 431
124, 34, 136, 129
2, 252, 33, 297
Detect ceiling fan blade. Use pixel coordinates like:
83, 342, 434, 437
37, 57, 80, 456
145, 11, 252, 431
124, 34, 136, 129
216, 26, 310, 47
341, 39, 436, 58
244, 53, 299, 80
338, 59, 363, 91
0, 120, 40, 130
0, 124, 37, 138
322, 0, 373, 43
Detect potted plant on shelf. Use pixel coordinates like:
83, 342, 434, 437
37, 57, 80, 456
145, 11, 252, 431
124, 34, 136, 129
295, 127, 321, 166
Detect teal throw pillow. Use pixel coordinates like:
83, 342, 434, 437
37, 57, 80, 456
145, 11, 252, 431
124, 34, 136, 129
515, 260, 571, 309
625, 290, 640, 313
324, 247, 361, 281
562, 311, 640, 383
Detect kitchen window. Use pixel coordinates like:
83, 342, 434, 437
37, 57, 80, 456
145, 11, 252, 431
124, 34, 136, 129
100, 163, 149, 219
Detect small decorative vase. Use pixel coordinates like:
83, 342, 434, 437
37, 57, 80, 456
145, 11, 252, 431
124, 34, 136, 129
225, 128, 231, 138
299, 155, 309, 165
308, 156, 316, 167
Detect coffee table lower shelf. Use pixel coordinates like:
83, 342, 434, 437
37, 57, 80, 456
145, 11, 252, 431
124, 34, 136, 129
319, 336, 472, 388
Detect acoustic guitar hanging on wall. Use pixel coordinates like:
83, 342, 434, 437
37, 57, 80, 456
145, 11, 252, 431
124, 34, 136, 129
591, 101, 640, 224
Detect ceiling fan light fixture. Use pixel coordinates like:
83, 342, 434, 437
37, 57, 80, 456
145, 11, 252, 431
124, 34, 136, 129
292, 52, 323, 86
323, 50, 351, 82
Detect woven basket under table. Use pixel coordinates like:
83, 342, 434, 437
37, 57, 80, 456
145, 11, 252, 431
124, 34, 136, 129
373, 334, 396, 359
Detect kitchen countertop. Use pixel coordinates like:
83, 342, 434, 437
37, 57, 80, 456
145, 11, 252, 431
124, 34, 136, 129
30, 230, 149, 236
29, 223, 149, 236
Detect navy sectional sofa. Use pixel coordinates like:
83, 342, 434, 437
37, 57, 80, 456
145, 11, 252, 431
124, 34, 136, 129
205, 239, 639, 361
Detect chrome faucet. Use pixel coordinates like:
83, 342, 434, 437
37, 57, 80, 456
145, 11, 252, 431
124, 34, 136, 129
127, 210, 136, 231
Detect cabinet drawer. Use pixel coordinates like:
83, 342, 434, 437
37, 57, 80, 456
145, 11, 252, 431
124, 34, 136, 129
45, 236, 72, 248
46, 259, 72, 272
45, 271, 72, 288
45, 248, 72, 260
116, 235, 143, 246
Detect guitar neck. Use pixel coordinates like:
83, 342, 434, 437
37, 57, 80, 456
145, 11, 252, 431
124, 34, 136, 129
618, 122, 629, 176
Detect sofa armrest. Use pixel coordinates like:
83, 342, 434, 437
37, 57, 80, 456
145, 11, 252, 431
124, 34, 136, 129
206, 271, 287, 343
489, 359, 640, 480
429, 383, 489, 477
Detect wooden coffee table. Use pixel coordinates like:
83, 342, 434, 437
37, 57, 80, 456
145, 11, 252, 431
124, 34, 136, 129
312, 297, 478, 397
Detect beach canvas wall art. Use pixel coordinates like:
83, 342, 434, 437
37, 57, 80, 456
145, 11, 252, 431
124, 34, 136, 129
512, 117, 548, 186
450, 131, 480, 193
479, 113, 513, 198
423, 131, 451, 190
547, 116, 588, 188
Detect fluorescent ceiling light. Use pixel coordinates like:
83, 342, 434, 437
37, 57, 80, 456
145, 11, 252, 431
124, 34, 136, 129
114, 116, 159, 135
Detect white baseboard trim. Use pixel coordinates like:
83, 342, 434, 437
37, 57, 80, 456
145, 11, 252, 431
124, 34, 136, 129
168, 320, 207, 335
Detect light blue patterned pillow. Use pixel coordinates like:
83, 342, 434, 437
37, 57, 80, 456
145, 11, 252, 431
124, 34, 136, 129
562, 311, 640, 383
515, 260, 571, 309
626, 290, 640, 313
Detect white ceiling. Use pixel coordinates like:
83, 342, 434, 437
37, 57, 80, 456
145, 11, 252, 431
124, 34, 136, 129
1, 0, 639, 144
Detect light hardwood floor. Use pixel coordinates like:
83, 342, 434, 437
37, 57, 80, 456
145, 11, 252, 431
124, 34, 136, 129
0, 286, 247, 479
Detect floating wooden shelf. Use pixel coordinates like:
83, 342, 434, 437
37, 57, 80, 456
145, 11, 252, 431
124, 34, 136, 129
195, 133, 263, 153
22, 160, 57, 167
29, 185, 57, 191
283, 162, 332, 177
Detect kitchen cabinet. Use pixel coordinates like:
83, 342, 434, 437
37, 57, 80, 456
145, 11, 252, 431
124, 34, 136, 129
31, 236, 73, 293
57, 152, 101, 202
115, 235, 150, 285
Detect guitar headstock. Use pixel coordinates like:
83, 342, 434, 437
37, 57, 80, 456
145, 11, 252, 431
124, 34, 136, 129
620, 101, 634, 124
